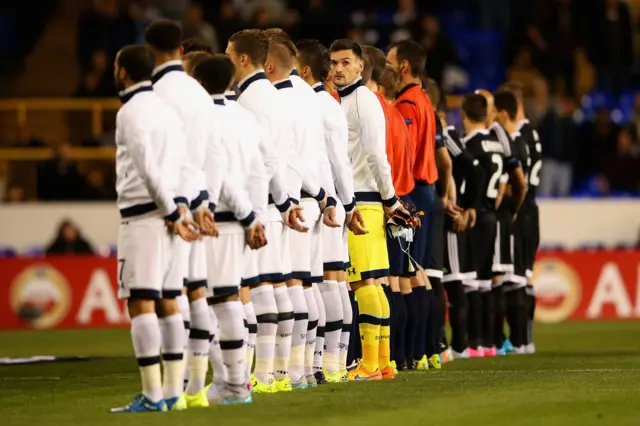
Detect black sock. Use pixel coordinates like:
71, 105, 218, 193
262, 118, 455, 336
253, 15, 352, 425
430, 277, 447, 349
526, 284, 536, 345
425, 289, 439, 357
480, 290, 495, 348
347, 290, 361, 364
466, 290, 481, 349
393, 291, 407, 366
505, 289, 520, 347
445, 281, 467, 353
383, 285, 395, 360
506, 287, 527, 348
403, 292, 418, 366
412, 286, 428, 361
492, 284, 506, 348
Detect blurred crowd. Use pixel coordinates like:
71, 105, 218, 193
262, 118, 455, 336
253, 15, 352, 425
1, 0, 639, 201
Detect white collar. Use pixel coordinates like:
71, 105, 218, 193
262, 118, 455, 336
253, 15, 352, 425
118, 81, 152, 97
152, 59, 183, 76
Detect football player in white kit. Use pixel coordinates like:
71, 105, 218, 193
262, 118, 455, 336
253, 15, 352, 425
295, 39, 367, 382
110, 45, 200, 413
192, 55, 270, 406
144, 20, 221, 410
226, 29, 303, 394
262, 30, 339, 390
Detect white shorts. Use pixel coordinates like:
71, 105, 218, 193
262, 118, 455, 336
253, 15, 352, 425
187, 238, 207, 290
309, 209, 323, 283
246, 207, 290, 284
164, 232, 189, 297
204, 222, 244, 299
322, 203, 346, 271
117, 216, 174, 300
289, 199, 320, 283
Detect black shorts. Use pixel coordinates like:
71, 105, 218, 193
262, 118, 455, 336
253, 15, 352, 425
443, 229, 476, 284
470, 209, 497, 286
426, 196, 445, 278
387, 194, 416, 277
492, 208, 514, 276
408, 182, 436, 269
507, 213, 528, 289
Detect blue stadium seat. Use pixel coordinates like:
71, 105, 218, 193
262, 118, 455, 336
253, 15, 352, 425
23, 247, 45, 257
0, 247, 17, 257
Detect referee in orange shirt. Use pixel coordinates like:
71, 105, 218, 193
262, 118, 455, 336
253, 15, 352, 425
387, 40, 454, 369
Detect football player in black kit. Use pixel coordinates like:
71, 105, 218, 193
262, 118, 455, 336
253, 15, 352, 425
499, 83, 542, 354
461, 93, 525, 357
493, 91, 530, 355
438, 109, 486, 358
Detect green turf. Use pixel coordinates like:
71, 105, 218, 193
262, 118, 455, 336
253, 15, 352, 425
1, 322, 639, 426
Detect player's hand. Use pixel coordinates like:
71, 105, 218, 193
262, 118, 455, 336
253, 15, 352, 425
467, 208, 477, 228
286, 205, 309, 233
512, 213, 518, 224
323, 207, 341, 228
444, 200, 463, 220
246, 222, 268, 250
346, 208, 368, 235
194, 207, 218, 237
452, 211, 468, 233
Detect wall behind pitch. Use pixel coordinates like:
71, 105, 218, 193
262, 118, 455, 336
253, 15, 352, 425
0, 199, 639, 253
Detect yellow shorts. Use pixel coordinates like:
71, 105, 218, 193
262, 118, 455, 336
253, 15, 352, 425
347, 204, 390, 283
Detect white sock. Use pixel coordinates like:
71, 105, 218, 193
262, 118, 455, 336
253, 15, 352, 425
338, 281, 352, 371
185, 298, 210, 395
250, 285, 278, 384
288, 286, 308, 381
274, 285, 294, 381
177, 294, 190, 387
303, 287, 318, 376
131, 313, 163, 403
243, 302, 257, 380
208, 307, 225, 386
158, 313, 185, 400
313, 283, 326, 373
320, 280, 342, 375
212, 301, 246, 386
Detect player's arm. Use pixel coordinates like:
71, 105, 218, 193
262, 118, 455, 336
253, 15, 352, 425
359, 93, 400, 209
245, 140, 269, 225
296, 122, 329, 208
496, 173, 508, 210
435, 119, 453, 207
202, 119, 227, 212
456, 152, 486, 211
325, 111, 356, 214
121, 111, 179, 221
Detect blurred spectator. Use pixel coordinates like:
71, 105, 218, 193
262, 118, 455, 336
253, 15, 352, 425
244, 0, 288, 25
125, 0, 163, 45
527, 0, 582, 96
474, 0, 510, 31
507, 50, 544, 91
214, 0, 243, 46
586, 0, 633, 96
84, 170, 115, 200
9, 126, 45, 148
77, 0, 119, 73
5, 184, 26, 203
389, 0, 417, 44
37, 144, 89, 201
600, 127, 640, 194
416, 15, 459, 87
74, 50, 114, 97
533, 80, 576, 197
297, 0, 338, 47
575, 108, 618, 186
183, 2, 219, 53
45, 220, 95, 256
157, 0, 190, 21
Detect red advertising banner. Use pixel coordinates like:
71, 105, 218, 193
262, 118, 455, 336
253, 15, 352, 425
0, 252, 639, 329
533, 251, 640, 323
0, 257, 129, 330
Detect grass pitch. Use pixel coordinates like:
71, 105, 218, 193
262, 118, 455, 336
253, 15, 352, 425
1, 322, 639, 426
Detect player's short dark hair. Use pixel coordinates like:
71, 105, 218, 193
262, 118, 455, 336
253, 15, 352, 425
424, 77, 441, 107
494, 91, 518, 120
362, 45, 386, 84
296, 39, 330, 82
378, 66, 400, 100
391, 39, 426, 78
462, 93, 488, 123
193, 54, 235, 95
361, 52, 374, 84
229, 29, 269, 66
183, 51, 212, 74
498, 81, 524, 104
329, 39, 363, 60
263, 29, 298, 69
117, 45, 155, 82
182, 36, 213, 54
144, 19, 183, 53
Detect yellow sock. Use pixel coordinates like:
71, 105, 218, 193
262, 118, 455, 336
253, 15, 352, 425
355, 285, 382, 372
376, 285, 391, 370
